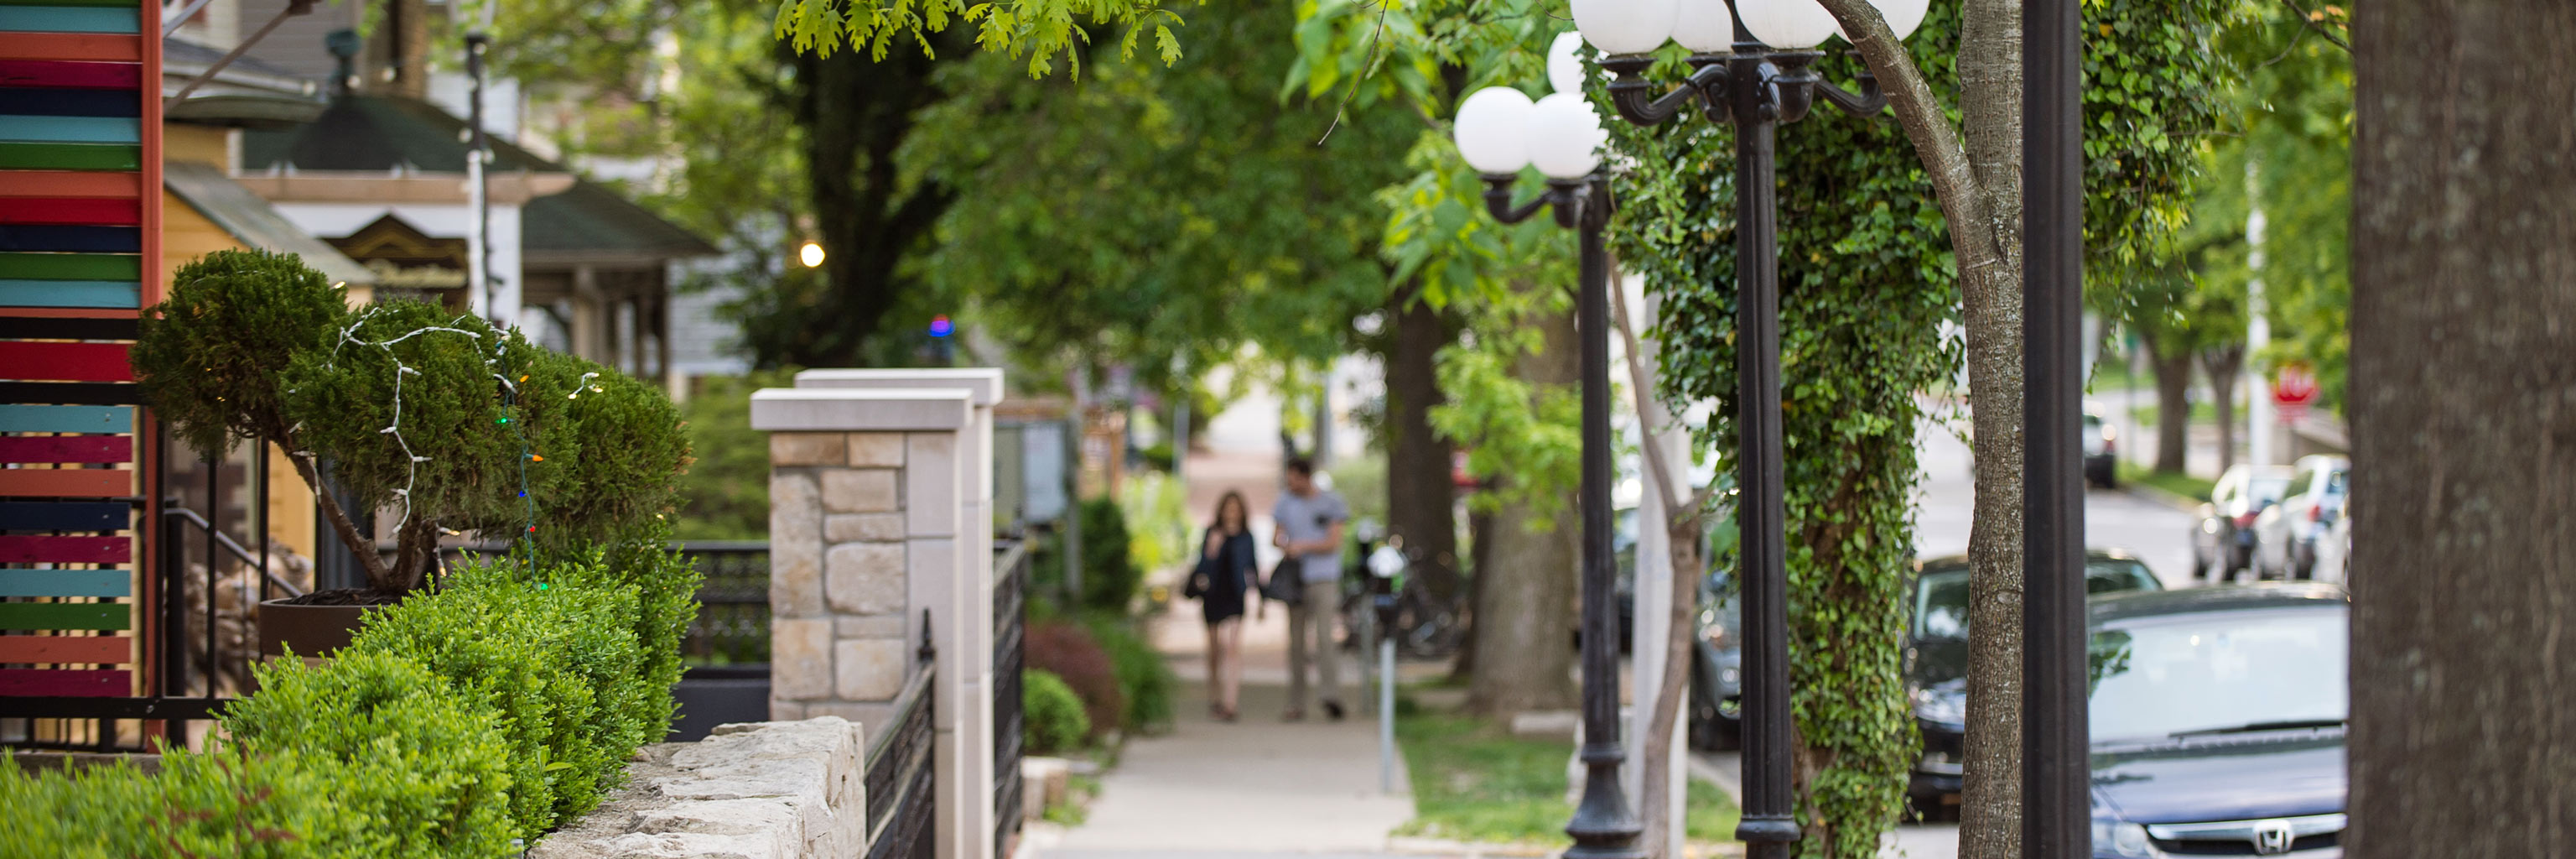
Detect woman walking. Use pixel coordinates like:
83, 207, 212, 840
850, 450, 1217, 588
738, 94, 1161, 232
1191, 491, 1259, 721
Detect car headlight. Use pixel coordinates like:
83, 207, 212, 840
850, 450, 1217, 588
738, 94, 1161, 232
2090, 820, 2157, 857
1910, 686, 1966, 726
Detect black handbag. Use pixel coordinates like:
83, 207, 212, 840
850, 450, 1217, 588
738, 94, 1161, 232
1260, 556, 1305, 606
1183, 554, 1211, 600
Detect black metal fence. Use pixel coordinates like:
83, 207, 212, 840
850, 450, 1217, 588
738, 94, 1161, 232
863, 612, 937, 859
992, 539, 1030, 857
678, 540, 770, 666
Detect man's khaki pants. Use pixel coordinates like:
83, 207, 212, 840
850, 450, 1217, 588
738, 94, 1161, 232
1286, 579, 1343, 715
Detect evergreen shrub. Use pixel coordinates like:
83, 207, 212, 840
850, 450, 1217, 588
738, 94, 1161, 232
1021, 669, 1089, 756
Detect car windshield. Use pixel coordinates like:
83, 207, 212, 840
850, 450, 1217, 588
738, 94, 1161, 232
2324, 469, 2350, 497
2249, 476, 2294, 505
2088, 606, 2348, 742
1914, 560, 2161, 639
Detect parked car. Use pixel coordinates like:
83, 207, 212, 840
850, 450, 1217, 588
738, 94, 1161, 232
1687, 570, 1743, 752
2084, 411, 2119, 488
2190, 465, 2296, 580
2087, 584, 2348, 857
1904, 549, 2163, 815
2309, 497, 2354, 585
2252, 456, 2350, 580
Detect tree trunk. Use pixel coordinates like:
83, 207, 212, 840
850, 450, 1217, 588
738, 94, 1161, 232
2346, 2, 2576, 856
2201, 346, 2243, 473
1466, 299, 1581, 718
2144, 335, 2194, 474
1387, 295, 1462, 601
1451, 505, 1494, 682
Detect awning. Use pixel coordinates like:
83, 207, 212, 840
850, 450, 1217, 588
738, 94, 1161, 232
163, 161, 376, 286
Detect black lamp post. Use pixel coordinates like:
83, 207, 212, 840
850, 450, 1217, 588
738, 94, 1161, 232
1452, 70, 1637, 858
1561, 0, 1926, 856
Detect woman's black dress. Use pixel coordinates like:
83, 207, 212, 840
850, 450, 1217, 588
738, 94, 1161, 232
1198, 528, 1256, 625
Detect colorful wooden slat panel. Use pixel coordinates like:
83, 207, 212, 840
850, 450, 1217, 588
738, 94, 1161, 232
0, 468, 127, 496
0, 33, 140, 62
0, 250, 136, 279
0, 570, 128, 597
0, 669, 128, 695
0, 403, 130, 431
0, 114, 137, 141
0, 279, 138, 307
0, 7, 138, 33
0, 341, 131, 380
0, 633, 129, 662
0, 602, 127, 630
0, 59, 136, 88
0, 435, 128, 462
0, 0, 143, 8
0, 87, 138, 116
0, 196, 137, 224
0, 315, 132, 339
0, 169, 134, 195
0, 140, 137, 169
0, 534, 127, 563
0, 224, 139, 251
0, 382, 138, 403
0, 500, 125, 528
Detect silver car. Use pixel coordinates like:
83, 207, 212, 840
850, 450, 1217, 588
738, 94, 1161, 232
2190, 464, 2295, 580
2255, 456, 2351, 580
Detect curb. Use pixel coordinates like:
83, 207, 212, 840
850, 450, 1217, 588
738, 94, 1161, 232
1386, 837, 1746, 858
2118, 482, 2201, 513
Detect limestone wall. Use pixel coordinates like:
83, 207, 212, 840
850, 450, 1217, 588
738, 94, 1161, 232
529, 718, 868, 859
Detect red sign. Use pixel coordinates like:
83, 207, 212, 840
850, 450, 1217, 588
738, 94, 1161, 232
2272, 362, 2319, 407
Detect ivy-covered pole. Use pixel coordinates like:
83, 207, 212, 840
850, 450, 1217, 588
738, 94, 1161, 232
1452, 82, 1641, 858
1572, 0, 1924, 855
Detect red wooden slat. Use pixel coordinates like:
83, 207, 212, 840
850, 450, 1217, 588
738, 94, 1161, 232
0, 341, 131, 382
0, 669, 128, 696
0, 468, 129, 497
0, 307, 138, 319
0, 435, 129, 463
0, 635, 129, 664
0, 198, 138, 226
0, 535, 128, 563
0, 170, 138, 199
0, 60, 143, 90
0, 34, 142, 63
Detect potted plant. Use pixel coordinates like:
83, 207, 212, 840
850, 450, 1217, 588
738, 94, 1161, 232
133, 250, 689, 655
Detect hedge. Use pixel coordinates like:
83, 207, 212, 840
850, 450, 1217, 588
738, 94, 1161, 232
0, 543, 700, 856
1021, 669, 1089, 757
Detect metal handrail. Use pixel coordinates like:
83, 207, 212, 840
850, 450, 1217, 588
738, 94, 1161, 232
163, 506, 307, 599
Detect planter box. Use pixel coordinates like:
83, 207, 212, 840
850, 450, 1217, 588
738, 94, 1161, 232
255, 600, 374, 658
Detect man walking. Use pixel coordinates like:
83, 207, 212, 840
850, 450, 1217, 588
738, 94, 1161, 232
1274, 456, 1349, 721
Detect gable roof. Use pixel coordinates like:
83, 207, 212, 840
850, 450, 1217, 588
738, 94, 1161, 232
164, 161, 377, 286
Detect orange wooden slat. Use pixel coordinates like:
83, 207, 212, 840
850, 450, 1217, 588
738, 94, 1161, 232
0, 170, 139, 198
0, 32, 140, 62
0, 635, 129, 664
0, 468, 128, 497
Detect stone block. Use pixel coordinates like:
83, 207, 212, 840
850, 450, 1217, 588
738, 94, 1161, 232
768, 432, 846, 466
532, 719, 870, 859
834, 638, 907, 700
905, 433, 960, 536
766, 700, 802, 722
834, 615, 905, 639
821, 469, 898, 513
847, 432, 906, 467
823, 513, 906, 543
767, 472, 823, 617
771, 619, 832, 701
825, 543, 905, 615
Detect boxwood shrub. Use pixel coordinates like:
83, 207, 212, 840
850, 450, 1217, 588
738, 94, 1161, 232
1021, 669, 1089, 757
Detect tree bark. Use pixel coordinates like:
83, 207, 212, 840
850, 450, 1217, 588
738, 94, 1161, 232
1387, 294, 1462, 602
1466, 297, 1581, 718
1451, 505, 1494, 681
2346, 1, 2576, 855
2143, 334, 2194, 473
1812, 0, 2023, 854
2201, 345, 2244, 473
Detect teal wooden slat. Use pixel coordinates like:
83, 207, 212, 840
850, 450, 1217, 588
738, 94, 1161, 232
0, 279, 139, 308
0, 404, 129, 433
0, 569, 128, 597
0, 7, 138, 32
0, 114, 137, 143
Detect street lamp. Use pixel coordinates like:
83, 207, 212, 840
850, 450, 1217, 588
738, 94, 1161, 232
1450, 70, 1633, 859
1556, 1, 1924, 856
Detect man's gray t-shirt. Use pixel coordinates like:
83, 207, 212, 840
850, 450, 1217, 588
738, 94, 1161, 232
1273, 488, 1349, 583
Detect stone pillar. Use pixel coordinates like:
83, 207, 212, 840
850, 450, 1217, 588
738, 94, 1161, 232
755, 368, 1003, 859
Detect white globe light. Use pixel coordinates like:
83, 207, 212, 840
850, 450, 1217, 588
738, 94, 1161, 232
1671, 0, 1736, 53
1525, 92, 1608, 180
1737, 0, 1837, 49
1547, 31, 1587, 95
1571, 0, 1678, 55
1874, 0, 1928, 40
1453, 86, 1536, 174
